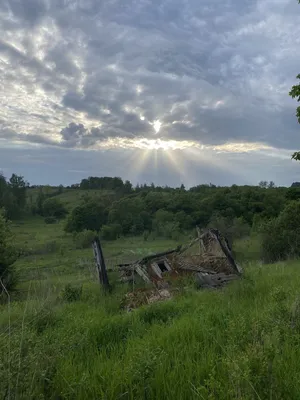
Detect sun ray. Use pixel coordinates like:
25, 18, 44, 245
163, 149, 187, 179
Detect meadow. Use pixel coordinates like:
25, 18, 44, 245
1, 215, 300, 399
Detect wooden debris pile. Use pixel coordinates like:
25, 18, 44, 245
118, 228, 242, 289
122, 288, 173, 310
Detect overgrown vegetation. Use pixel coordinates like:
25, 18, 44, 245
2, 261, 300, 399
0, 209, 17, 297
2, 169, 300, 398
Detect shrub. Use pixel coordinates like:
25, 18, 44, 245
44, 216, 56, 224
208, 215, 250, 248
73, 230, 96, 249
101, 224, 122, 240
143, 230, 150, 241
42, 198, 67, 219
152, 210, 181, 239
0, 209, 18, 297
61, 284, 82, 302
261, 201, 300, 262
65, 200, 107, 233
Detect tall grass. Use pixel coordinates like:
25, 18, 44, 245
4, 217, 300, 398
2, 261, 300, 399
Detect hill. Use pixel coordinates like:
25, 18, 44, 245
1, 174, 300, 398
0, 216, 299, 398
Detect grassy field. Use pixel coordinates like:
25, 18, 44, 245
1, 218, 300, 399
27, 187, 115, 210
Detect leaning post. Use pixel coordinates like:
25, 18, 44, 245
92, 236, 111, 292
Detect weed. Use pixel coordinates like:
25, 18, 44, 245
61, 284, 82, 302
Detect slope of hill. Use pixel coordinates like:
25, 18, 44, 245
0, 217, 300, 399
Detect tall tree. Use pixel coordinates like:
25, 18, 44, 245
9, 174, 28, 209
290, 74, 300, 160
290, 0, 300, 161
0, 209, 17, 296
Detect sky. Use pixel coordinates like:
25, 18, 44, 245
1, 0, 300, 187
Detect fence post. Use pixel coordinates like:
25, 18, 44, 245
92, 236, 111, 292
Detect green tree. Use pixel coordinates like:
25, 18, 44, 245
42, 198, 67, 219
0, 174, 26, 219
290, 13, 300, 161
123, 180, 133, 194
261, 201, 300, 262
65, 200, 107, 233
0, 209, 17, 296
101, 224, 122, 240
36, 188, 46, 215
258, 181, 268, 189
9, 174, 28, 209
108, 197, 145, 234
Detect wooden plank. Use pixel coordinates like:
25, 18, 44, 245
208, 229, 242, 275
151, 262, 162, 278
163, 259, 172, 271
196, 225, 205, 254
92, 239, 103, 284
135, 264, 151, 284
92, 237, 110, 291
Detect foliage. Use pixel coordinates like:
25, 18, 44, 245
0, 209, 17, 296
44, 216, 57, 224
259, 180, 275, 188
0, 173, 28, 219
101, 224, 122, 240
73, 230, 97, 249
208, 215, 251, 247
42, 197, 68, 219
80, 176, 127, 192
108, 197, 145, 235
289, 73, 300, 125
286, 187, 300, 201
65, 200, 107, 233
59, 182, 290, 240
9, 174, 28, 209
151, 210, 181, 239
289, 44, 300, 159
261, 201, 300, 262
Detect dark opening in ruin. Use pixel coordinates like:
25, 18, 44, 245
157, 261, 168, 273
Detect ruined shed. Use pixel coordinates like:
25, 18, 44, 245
118, 228, 242, 289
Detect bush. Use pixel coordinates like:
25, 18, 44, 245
0, 209, 18, 297
65, 200, 107, 233
152, 210, 181, 239
73, 230, 97, 249
143, 230, 150, 241
44, 216, 56, 224
61, 284, 82, 302
42, 198, 67, 219
261, 201, 300, 262
101, 224, 122, 240
208, 215, 250, 248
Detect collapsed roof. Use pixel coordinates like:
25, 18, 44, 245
118, 228, 242, 289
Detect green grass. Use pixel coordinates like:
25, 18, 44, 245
2, 218, 300, 399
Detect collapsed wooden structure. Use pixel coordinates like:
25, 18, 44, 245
118, 228, 242, 289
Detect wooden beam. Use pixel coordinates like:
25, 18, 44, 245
92, 237, 111, 291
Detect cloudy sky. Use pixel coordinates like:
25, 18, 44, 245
1, 0, 300, 187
